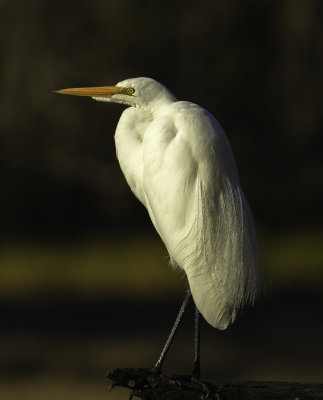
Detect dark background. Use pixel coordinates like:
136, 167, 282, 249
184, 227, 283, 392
0, 1, 322, 399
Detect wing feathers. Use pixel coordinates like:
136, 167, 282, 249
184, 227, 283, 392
140, 102, 260, 329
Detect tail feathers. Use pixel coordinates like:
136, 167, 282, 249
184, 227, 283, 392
187, 269, 236, 330
182, 175, 260, 329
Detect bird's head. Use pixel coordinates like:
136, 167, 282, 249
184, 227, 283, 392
56, 77, 176, 112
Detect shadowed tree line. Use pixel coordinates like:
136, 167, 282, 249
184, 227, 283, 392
0, 0, 322, 238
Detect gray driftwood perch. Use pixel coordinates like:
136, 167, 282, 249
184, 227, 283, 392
107, 368, 323, 400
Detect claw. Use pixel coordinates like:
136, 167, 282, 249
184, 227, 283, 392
190, 376, 212, 399
201, 388, 209, 400
200, 384, 210, 399
174, 379, 182, 389
109, 381, 133, 391
167, 377, 183, 389
109, 382, 124, 391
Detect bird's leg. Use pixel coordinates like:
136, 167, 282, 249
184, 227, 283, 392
108, 286, 192, 397
108, 289, 213, 400
191, 305, 201, 379
190, 305, 210, 399
153, 285, 192, 374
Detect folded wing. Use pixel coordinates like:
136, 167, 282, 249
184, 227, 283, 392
142, 102, 259, 329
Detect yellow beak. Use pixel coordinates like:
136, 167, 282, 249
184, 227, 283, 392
55, 86, 126, 97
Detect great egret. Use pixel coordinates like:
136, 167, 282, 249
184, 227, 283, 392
57, 77, 260, 382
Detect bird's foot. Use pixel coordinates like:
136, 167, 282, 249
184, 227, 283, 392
107, 367, 220, 399
107, 367, 175, 399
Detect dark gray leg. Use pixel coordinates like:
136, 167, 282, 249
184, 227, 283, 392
192, 306, 201, 379
153, 286, 192, 373
191, 306, 210, 398
108, 287, 212, 400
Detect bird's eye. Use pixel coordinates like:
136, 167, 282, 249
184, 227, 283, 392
126, 87, 135, 95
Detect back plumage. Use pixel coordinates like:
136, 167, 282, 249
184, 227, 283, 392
115, 96, 260, 329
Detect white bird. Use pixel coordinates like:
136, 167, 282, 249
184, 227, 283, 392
57, 77, 260, 380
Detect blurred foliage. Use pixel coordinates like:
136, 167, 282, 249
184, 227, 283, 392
0, 0, 322, 238
0, 231, 322, 300
263, 230, 323, 286
0, 236, 182, 298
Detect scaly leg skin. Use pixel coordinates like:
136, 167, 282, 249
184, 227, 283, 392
189, 306, 211, 399
153, 285, 192, 373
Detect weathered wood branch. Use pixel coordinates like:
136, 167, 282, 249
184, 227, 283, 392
107, 368, 323, 400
